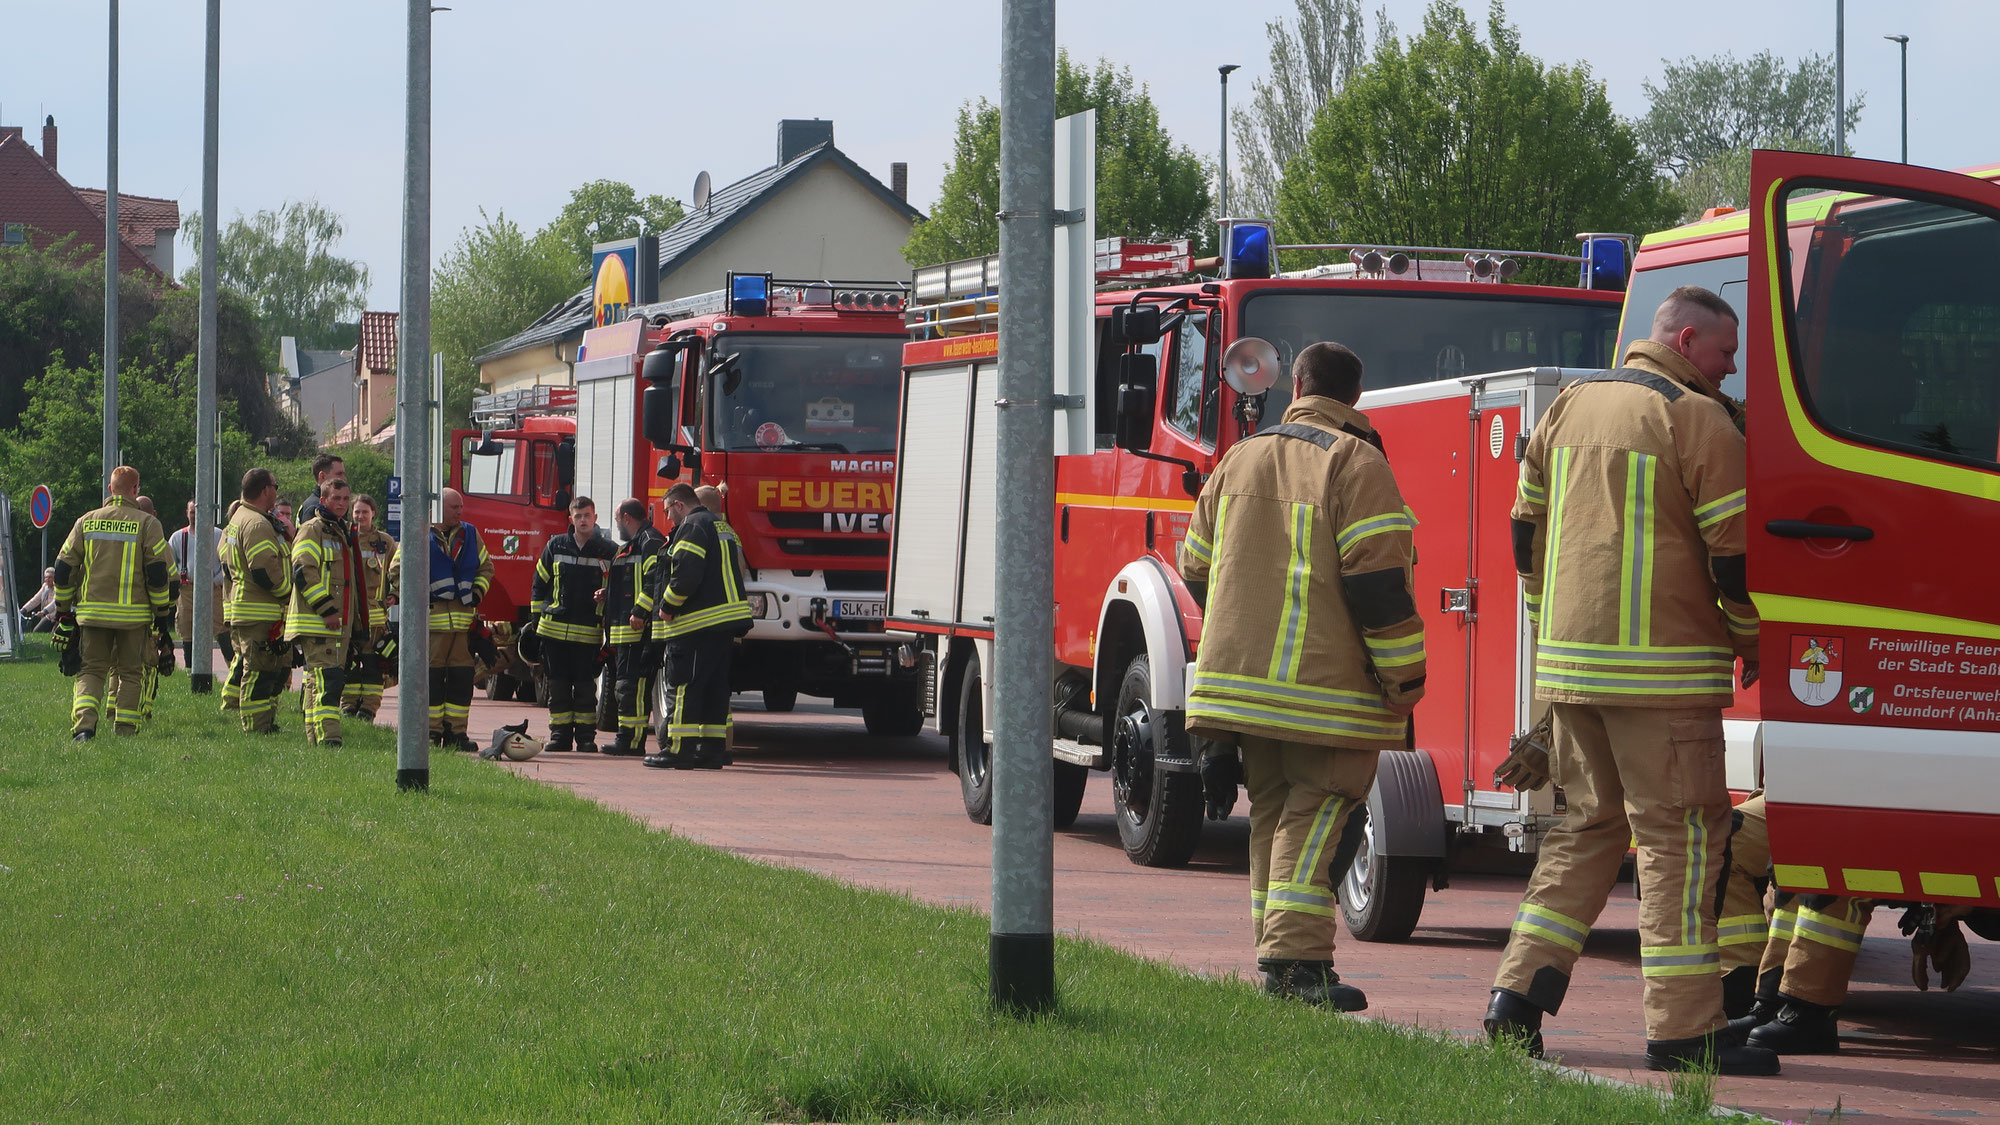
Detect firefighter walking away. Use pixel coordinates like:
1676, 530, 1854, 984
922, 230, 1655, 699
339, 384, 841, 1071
642, 483, 752, 770
1178, 342, 1426, 1011
52, 465, 177, 740
1484, 286, 1776, 1075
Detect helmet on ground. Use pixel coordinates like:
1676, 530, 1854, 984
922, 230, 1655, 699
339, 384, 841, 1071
481, 720, 543, 761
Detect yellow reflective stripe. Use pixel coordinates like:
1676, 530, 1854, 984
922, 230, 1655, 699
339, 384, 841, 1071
1841, 867, 1904, 895
1761, 174, 2000, 503
1619, 451, 1657, 646
1749, 592, 2000, 642
1268, 502, 1312, 682
1694, 488, 1746, 528
1291, 797, 1348, 886
1207, 494, 1231, 606
1681, 806, 1706, 945
671, 540, 708, 558
660, 602, 753, 635
1192, 669, 1391, 710
1534, 639, 1729, 661
1513, 904, 1590, 952
1795, 907, 1866, 952
1641, 943, 1721, 976
1717, 914, 1770, 946
1533, 668, 1734, 695
1187, 700, 1406, 742
1264, 880, 1338, 917
1722, 604, 1758, 636
1774, 863, 1829, 890
1539, 446, 1570, 642
1182, 527, 1212, 564
1517, 476, 1546, 506
539, 619, 604, 644
1920, 872, 1981, 899
1336, 510, 1412, 553
1364, 628, 1426, 669
660, 588, 688, 607
1769, 907, 1798, 941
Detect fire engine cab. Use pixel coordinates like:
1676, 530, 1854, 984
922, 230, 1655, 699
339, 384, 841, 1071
891, 223, 1631, 939
450, 384, 581, 703
569, 271, 928, 734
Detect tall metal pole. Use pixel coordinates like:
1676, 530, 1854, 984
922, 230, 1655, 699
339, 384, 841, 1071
1885, 35, 1909, 163
1834, 0, 1845, 157
191, 0, 221, 693
989, 0, 1057, 1016
102, 0, 120, 490
394, 0, 434, 792
1218, 64, 1239, 220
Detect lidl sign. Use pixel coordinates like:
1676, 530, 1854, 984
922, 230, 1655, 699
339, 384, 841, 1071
591, 235, 659, 327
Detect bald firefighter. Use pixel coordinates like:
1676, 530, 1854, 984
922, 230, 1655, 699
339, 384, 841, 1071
1484, 286, 1775, 1075
1178, 342, 1426, 1011
286, 478, 365, 746
642, 483, 753, 769
427, 488, 493, 751
222, 468, 295, 733
52, 465, 176, 740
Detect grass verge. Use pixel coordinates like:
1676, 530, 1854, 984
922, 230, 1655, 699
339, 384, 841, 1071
0, 657, 1726, 1123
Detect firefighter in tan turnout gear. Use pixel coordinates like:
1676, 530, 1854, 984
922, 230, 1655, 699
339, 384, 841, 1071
52, 465, 176, 740
1178, 342, 1426, 1011
222, 469, 295, 734
1484, 286, 1777, 1076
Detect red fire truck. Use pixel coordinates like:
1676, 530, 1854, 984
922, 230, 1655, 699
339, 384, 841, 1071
891, 227, 1632, 939
568, 272, 927, 734
450, 385, 581, 703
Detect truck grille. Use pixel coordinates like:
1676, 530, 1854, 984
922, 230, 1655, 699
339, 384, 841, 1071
777, 538, 889, 558
823, 570, 884, 591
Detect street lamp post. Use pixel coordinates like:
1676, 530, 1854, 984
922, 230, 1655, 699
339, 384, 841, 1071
1885, 34, 1909, 163
103, 0, 120, 490
192, 0, 221, 694
394, 0, 435, 792
1218, 64, 1240, 219
1834, 0, 1845, 157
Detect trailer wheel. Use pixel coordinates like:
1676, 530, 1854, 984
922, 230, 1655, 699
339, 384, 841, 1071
862, 685, 925, 737
1053, 761, 1089, 830
1338, 804, 1428, 943
762, 686, 798, 713
955, 653, 993, 825
1109, 655, 1203, 867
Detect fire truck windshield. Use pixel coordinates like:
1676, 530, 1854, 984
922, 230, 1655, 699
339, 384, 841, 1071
710, 334, 902, 454
1240, 291, 1620, 424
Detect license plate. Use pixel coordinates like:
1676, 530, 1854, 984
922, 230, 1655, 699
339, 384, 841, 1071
833, 599, 886, 620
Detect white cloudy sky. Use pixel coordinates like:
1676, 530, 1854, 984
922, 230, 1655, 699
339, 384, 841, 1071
4, 1, 1990, 307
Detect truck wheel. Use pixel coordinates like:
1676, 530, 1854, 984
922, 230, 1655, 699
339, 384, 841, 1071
1109, 655, 1203, 867
862, 686, 925, 737
956, 653, 993, 825
1337, 804, 1428, 943
520, 664, 548, 706
763, 686, 798, 713
484, 673, 516, 702
1053, 761, 1088, 830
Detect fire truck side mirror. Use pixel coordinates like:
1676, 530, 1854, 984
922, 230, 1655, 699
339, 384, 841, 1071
642, 383, 676, 450
555, 439, 576, 487
1111, 304, 1164, 347
1114, 352, 1158, 454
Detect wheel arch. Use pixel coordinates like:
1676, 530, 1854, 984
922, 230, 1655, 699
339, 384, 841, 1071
1093, 558, 1191, 714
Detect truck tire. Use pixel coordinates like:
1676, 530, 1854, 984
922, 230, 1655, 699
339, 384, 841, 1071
1337, 803, 1428, 943
763, 686, 798, 712
1053, 761, 1088, 830
862, 685, 925, 737
484, 673, 516, 702
956, 653, 993, 825
1109, 655, 1202, 867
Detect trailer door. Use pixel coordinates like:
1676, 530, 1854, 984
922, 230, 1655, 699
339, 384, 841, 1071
1748, 150, 2000, 905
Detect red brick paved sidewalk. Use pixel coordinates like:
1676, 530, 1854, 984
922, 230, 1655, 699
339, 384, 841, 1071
381, 688, 2000, 1123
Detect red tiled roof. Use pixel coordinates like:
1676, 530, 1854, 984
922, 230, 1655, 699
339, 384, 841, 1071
75, 188, 181, 251
359, 310, 398, 373
0, 133, 166, 280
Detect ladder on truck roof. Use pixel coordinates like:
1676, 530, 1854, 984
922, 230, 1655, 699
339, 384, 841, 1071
470, 385, 577, 428
625, 274, 910, 327
906, 238, 1193, 337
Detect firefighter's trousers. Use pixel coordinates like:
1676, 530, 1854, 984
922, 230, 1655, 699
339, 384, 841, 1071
72, 625, 148, 736
342, 627, 386, 717
660, 632, 732, 759
613, 641, 657, 751
229, 624, 292, 733
1242, 734, 1379, 962
298, 635, 349, 744
542, 637, 603, 746
131, 636, 163, 726
1717, 794, 1774, 974
428, 630, 475, 740
220, 632, 245, 711
1760, 893, 1871, 1008
1493, 702, 1731, 1042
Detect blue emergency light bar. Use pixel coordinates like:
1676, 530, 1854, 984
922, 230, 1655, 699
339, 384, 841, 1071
728, 272, 772, 317
1222, 219, 1274, 280
1579, 235, 1629, 291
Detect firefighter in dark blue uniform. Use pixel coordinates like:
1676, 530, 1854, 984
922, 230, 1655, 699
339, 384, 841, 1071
603, 498, 668, 756
530, 496, 617, 751
642, 483, 753, 770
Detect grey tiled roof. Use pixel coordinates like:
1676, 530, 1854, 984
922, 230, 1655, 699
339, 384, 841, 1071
474, 144, 922, 364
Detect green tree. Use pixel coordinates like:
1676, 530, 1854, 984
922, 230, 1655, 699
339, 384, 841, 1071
540, 180, 686, 272
904, 53, 1213, 266
1275, 1, 1680, 280
1228, 0, 1383, 220
1636, 51, 1863, 220
181, 200, 370, 353
431, 209, 582, 427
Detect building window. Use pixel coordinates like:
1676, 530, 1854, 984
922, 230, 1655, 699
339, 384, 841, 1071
2, 223, 25, 245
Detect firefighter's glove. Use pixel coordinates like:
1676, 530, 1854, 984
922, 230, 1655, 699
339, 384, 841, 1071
54, 617, 81, 677
155, 633, 176, 677
155, 611, 177, 634
1495, 716, 1553, 791
1194, 737, 1239, 822
1911, 917, 1972, 992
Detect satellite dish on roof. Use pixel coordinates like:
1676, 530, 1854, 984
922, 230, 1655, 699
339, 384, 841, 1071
693, 170, 712, 213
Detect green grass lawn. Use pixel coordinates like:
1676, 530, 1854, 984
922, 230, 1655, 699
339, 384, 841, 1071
0, 648, 1725, 1123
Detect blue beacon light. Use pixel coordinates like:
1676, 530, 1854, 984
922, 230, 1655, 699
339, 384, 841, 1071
1582, 237, 1628, 291
1225, 221, 1273, 280
730, 273, 771, 317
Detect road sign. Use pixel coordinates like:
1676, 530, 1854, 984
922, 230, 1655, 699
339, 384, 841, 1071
29, 485, 52, 529
385, 475, 402, 538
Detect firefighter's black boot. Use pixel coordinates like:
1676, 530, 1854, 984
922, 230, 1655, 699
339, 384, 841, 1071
546, 725, 574, 752
1645, 1031, 1780, 1075
605, 730, 639, 757
1259, 959, 1367, 1012
1726, 968, 1784, 1038
1746, 997, 1840, 1055
1483, 989, 1546, 1059
1721, 965, 1757, 1020
573, 723, 598, 753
